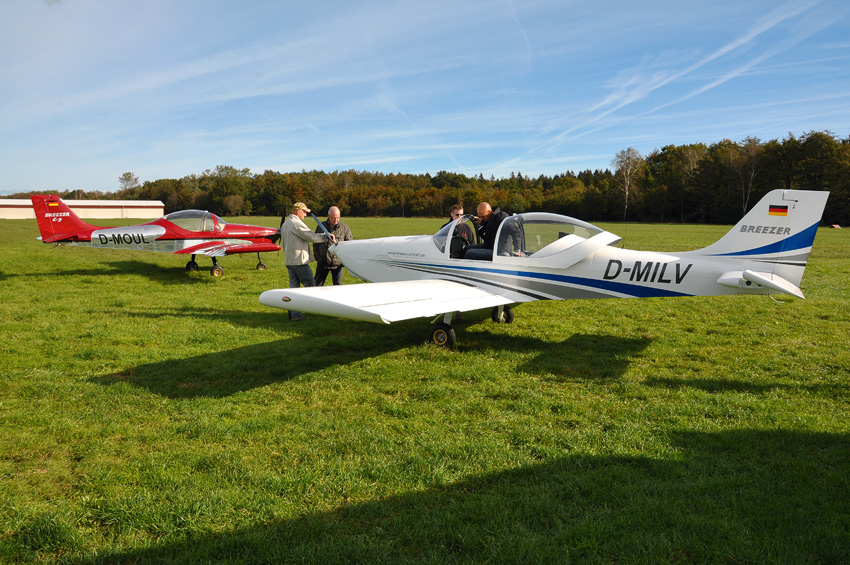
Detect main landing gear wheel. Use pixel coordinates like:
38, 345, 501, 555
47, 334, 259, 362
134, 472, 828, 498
428, 322, 456, 347
491, 305, 515, 324
185, 260, 199, 272
211, 265, 224, 277
256, 262, 267, 270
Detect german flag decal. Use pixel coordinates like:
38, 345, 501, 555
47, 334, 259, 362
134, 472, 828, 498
48, 202, 58, 207
768, 204, 788, 216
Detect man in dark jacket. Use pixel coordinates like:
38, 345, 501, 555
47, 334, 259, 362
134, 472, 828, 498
313, 206, 354, 285
464, 202, 509, 260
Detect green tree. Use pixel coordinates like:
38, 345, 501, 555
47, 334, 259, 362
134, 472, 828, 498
118, 171, 139, 192
728, 136, 764, 213
611, 148, 644, 220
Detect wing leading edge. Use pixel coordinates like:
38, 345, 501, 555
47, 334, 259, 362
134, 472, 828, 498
259, 279, 512, 324
176, 241, 281, 257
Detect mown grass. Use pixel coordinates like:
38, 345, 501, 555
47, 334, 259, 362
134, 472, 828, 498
1, 216, 848, 564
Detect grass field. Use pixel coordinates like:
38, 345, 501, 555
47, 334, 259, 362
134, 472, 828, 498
1, 216, 849, 564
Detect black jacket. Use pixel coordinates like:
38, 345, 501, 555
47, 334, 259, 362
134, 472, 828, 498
476, 207, 509, 250
313, 220, 354, 267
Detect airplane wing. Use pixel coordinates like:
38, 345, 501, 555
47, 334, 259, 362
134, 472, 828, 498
259, 279, 513, 324
176, 241, 281, 257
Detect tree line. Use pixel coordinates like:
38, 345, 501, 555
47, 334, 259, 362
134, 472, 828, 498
10, 130, 849, 225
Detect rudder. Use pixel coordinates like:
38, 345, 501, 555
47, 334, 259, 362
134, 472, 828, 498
695, 190, 829, 258
30, 195, 98, 243
687, 189, 829, 288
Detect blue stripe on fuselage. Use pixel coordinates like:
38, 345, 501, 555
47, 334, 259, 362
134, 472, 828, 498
394, 262, 691, 298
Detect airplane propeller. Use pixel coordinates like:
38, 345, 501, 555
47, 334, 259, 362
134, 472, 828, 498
310, 212, 336, 242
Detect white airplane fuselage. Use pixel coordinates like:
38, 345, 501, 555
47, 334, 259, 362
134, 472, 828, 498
259, 190, 828, 343
331, 206, 816, 303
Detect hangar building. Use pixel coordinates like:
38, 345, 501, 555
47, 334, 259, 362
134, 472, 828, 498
0, 199, 165, 220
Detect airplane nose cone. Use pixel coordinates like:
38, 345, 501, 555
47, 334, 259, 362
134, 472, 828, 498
329, 241, 354, 269
327, 240, 370, 282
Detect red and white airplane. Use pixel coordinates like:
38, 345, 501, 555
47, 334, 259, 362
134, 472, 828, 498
31, 195, 280, 276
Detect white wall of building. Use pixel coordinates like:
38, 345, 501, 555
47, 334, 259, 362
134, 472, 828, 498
0, 199, 165, 219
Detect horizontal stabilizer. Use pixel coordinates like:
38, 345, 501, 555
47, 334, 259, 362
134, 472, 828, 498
717, 270, 804, 299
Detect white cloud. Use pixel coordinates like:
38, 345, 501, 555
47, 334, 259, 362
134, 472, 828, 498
0, 0, 848, 192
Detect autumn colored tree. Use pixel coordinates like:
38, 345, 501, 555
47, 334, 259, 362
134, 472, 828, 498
30, 131, 843, 224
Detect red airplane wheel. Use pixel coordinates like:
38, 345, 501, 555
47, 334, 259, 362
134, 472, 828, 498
428, 322, 456, 347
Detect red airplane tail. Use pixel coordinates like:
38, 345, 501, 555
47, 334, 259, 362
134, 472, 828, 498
30, 195, 99, 242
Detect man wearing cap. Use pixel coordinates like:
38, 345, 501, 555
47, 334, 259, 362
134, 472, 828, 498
281, 202, 335, 321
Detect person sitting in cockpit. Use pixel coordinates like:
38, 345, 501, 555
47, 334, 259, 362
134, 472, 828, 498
464, 202, 509, 260
443, 204, 475, 258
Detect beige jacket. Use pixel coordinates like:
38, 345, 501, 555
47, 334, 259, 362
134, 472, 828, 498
282, 214, 327, 266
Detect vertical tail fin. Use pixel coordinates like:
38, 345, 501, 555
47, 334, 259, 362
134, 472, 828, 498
689, 189, 829, 289
30, 195, 99, 242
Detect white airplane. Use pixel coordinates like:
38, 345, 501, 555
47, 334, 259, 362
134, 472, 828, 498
260, 189, 829, 346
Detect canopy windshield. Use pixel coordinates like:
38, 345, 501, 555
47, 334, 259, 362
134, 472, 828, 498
163, 210, 225, 232
432, 216, 477, 255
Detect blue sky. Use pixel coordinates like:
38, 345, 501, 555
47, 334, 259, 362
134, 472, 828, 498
1, 0, 848, 194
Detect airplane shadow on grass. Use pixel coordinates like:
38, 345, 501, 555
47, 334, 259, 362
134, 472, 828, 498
644, 373, 850, 397
91, 308, 651, 398
97, 259, 285, 283
67, 428, 850, 564
91, 321, 417, 399
4, 258, 277, 284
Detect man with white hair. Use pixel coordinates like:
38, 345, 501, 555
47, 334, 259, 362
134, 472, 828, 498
281, 202, 335, 320
313, 205, 354, 286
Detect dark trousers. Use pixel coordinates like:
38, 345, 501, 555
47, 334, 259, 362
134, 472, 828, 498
286, 265, 315, 320
315, 264, 344, 286
463, 244, 493, 260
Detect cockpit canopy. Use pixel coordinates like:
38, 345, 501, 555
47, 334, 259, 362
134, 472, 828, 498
495, 212, 606, 257
163, 210, 226, 232
433, 212, 610, 257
